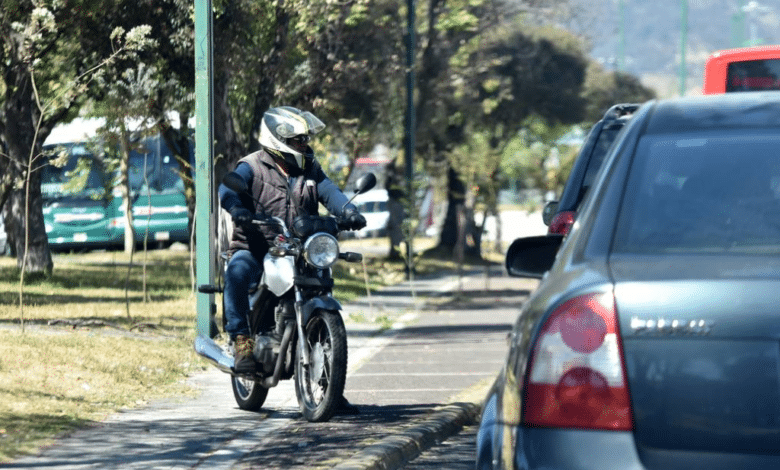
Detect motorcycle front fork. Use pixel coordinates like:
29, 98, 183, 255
294, 287, 310, 366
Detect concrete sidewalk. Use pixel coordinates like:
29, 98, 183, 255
5, 266, 536, 470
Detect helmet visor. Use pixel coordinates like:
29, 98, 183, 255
300, 112, 325, 135
274, 112, 325, 139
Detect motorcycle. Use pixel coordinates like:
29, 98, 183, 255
194, 171, 376, 422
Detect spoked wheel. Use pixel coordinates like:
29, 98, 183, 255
231, 375, 269, 411
294, 310, 347, 422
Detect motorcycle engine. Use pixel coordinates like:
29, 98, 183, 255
253, 335, 280, 374
274, 300, 295, 335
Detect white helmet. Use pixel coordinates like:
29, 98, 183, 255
259, 106, 325, 170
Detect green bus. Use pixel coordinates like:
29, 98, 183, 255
42, 133, 193, 251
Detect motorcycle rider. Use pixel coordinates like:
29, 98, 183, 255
218, 106, 366, 376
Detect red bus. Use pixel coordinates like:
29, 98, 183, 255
703, 45, 780, 94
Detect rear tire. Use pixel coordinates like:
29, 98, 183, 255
231, 375, 269, 411
294, 310, 347, 422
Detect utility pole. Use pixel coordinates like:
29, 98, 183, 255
732, 0, 747, 47
405, 0, 415, 277
742, 1, 771, 46
679, 0, 688, 96
618, 0, 626, 71
194, 0, 215, 337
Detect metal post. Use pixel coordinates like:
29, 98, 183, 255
732, 0, 747, 47
405, 0, 415, 277
618, 0, 626, 71
679, 0, 688, 96
194, 0, 215, 337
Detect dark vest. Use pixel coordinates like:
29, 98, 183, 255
228, 149, 320, 257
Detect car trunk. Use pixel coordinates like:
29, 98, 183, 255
611, 257, 780, 461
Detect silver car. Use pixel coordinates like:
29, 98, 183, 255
477, 92, 780, 469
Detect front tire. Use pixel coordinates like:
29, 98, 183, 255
231, 375, 269, 411
294, 310, 347, 422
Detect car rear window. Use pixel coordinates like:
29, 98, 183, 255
614, 131, 780, 255
582, 126, 623, 191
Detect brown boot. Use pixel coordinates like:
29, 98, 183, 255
233, 335, 257, 374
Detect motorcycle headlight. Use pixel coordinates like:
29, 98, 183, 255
303, 233, 339, 269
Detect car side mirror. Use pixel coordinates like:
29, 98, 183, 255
505, 235, 564, 278
542, 201, 558, 226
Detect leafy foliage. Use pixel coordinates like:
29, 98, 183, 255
502, 114, 579, 195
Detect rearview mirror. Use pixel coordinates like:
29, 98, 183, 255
354, 173, 377, 195
223, 171, 248, 195
505, 235, 564, 278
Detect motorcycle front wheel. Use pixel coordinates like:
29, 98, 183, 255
231, 375, 269, 411
294, 309, 347, 422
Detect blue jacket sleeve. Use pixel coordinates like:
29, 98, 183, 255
313, 166, 355, 217
218, 162, 254, 212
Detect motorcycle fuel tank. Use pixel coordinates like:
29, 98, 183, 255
263, 254, 295, 296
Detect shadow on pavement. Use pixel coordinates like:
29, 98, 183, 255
239, 404, 439, 469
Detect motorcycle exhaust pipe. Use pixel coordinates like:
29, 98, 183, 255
194, 335, 234, 374
261, 323, 295, 388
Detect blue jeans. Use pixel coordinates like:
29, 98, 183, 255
224, 249, 263, 340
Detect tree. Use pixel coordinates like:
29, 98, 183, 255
208, 0, 398, 176
502, 114, 577, 195
82, 0, 197, 241
406, 0, 590, 259
0, 1, 150, 274
582, 62, 656, 122
89, 59, 158, 255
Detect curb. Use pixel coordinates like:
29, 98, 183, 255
332, 401, 482, 470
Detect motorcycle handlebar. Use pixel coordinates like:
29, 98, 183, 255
251, 215, 286, 228
251, 214, 360, 233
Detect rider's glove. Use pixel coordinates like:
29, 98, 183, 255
229, 206, 254, 228
343, 208, 367, 231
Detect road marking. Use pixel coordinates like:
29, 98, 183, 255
376, 347, 507, 353
366, 360, 504, 365
347, 313, 420, 373
350, 372, 496, 377
348, 388, 465, 393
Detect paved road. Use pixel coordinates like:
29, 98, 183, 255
5, 267, 538, 470
402, 425, 477, 470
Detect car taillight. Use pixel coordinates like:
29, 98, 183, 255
523, 291, 633, 431
547, 211, 575, 236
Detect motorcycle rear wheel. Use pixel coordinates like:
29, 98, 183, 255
294, 309, 347, 422
231, 375, 269, 411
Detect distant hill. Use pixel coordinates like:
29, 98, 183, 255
568, 0, 780, 97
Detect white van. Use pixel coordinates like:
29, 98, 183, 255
349, 189, 389, 238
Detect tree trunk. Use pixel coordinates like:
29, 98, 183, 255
385, 159, 405, 259
213, 67, 247, 177
1, 78, 53, 275
7, 173, 52, 274
438, 166, 481, 259
119, 124, 137, 254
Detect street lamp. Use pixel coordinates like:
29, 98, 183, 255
742, 0, 772, 45
405, 0, 415, 277
618, 0, 626, 71
680, 0, 688, 96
